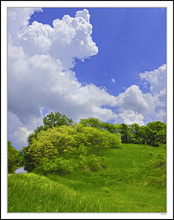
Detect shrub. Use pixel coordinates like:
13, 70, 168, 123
78, 154, 104, 172
22, 124, 122, 173
32, 157, 77, 175
106, 132, 122, 148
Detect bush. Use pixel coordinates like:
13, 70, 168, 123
107, 132, 122, 148
22, 123, 122, 173
32, 157, 77, 175
78, 154, 104, 172
76, 124, 121, 153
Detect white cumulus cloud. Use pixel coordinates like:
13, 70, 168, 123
8, 8, 118, 148
7, 8, 166, 149
139, 64, 166, 95
12, 127, 33, 147
8, 8, 43, 37
116, 109, 144, 126
11, 8, 98, 69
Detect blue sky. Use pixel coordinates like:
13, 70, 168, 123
29, 7, 166, 96
7, 7, 166, 149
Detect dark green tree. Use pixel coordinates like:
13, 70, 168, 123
20, 146, 36, 172
43, 112, 73, 128
128, 123, 141, 144
146, 121, 166, 146
8, 141, 21, 174
80, 117, 103, 129
146, 121, 166, 132
138, 122, 166, 146
119, 123, 131, 143
28, 112, 73, 145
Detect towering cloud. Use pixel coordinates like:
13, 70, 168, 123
8, 8, 166, 149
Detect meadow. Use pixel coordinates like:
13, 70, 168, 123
8, 143, 166, 212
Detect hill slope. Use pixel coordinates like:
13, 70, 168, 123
8, 143, 166, 212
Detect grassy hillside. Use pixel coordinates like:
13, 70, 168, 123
8, 143, 166, 212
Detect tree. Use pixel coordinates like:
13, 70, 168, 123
43, 112, 73, 128
102, 122, 120, 134
138, 122, 166, 147
119, 123, 131, 143
20, 146, 36, 172
8, 141, 20, 173
146, 121, 166, 146
23, 126, 77, 172
80, 118, 120, 134
146, 121, 166, 132
28, 112, 73, 145
75, 124, 121, 155
22, 124, 122, 173
128, 123, 141, 144
80, 118, 103, 129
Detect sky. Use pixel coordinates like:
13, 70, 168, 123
7, 7, 167, 150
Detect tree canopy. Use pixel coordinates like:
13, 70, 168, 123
28, 112, 73, 145
21, 123, 121, 173
18, 112, 166, 175
8, 141, 21, 174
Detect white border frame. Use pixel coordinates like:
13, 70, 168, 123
1, 1, 173, 219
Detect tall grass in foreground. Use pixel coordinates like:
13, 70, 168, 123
8, 173, 102, 212
8, 144, 166, 212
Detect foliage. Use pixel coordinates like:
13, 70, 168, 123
20, 146, 35, 172
146, 121, 166, 146
22, 124, 121, 173
118, 121, 166, 147
80, 118, 166, 147
118, 123, 131, 143
43, 112, 73, 128
75, 124, 109, 155
28, 112, 73, 145
23, 126, 77, 172
80, 117, 103, 129
139, 154, 166, 187
32, 158, 77, 175
80, 117, 120, 133
8, 141, 21, 174
20, 112, 166, 175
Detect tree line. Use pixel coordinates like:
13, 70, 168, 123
80, 117, 166, 147
8, 112, 166, 174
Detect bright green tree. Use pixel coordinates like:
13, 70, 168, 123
23, 126, 77, 172
28, 112, 73, 145
22, 124, 122, 173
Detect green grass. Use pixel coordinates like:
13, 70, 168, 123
8, 173, 102, 212
8, 143, 166, 212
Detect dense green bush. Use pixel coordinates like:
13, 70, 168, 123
32, 157, 77, 175
21, 123, 121, 174
78, 154, 104, 171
